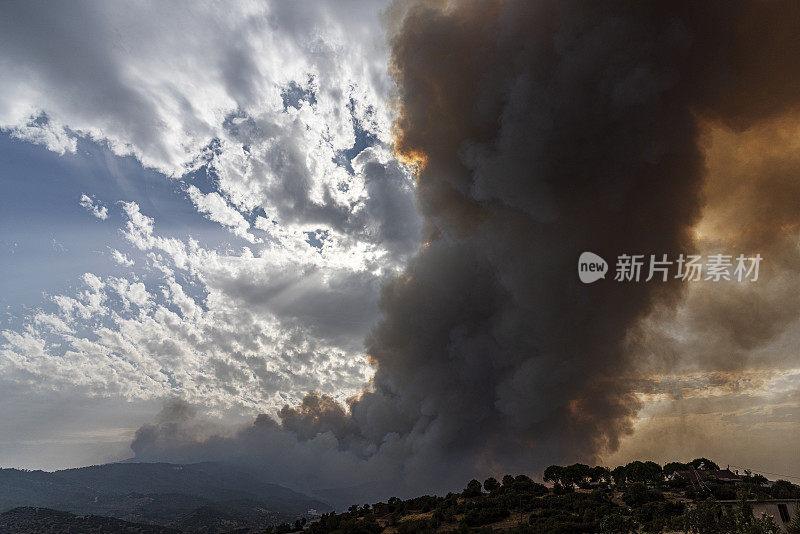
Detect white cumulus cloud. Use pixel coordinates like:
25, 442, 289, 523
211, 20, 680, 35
79, 194, 109, 220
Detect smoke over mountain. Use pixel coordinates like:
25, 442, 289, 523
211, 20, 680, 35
131, 0, 800, 497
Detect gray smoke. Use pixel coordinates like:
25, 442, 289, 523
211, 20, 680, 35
132, 0, 800, 499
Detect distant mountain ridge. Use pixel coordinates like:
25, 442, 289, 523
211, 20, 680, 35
0, 461, 330, 530
0, 507, 180, 533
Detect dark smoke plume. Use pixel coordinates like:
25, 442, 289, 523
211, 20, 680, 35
132, 0, 800, 498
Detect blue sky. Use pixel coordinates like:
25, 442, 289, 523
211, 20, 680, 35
0, 0, 425, 470
0, 133, 229, 319
0, 130, 302, 469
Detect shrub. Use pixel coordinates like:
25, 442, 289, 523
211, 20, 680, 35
599, 513, 637, 533
463, 506, 511, 527
622, 482, 663, 507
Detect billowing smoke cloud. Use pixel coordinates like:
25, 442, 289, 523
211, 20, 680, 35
610, 109, 800, 470
633, 112, 800, 376
132, 0, 800, 499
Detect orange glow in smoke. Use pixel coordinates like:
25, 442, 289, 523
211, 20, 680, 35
395, 147, 428, 175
